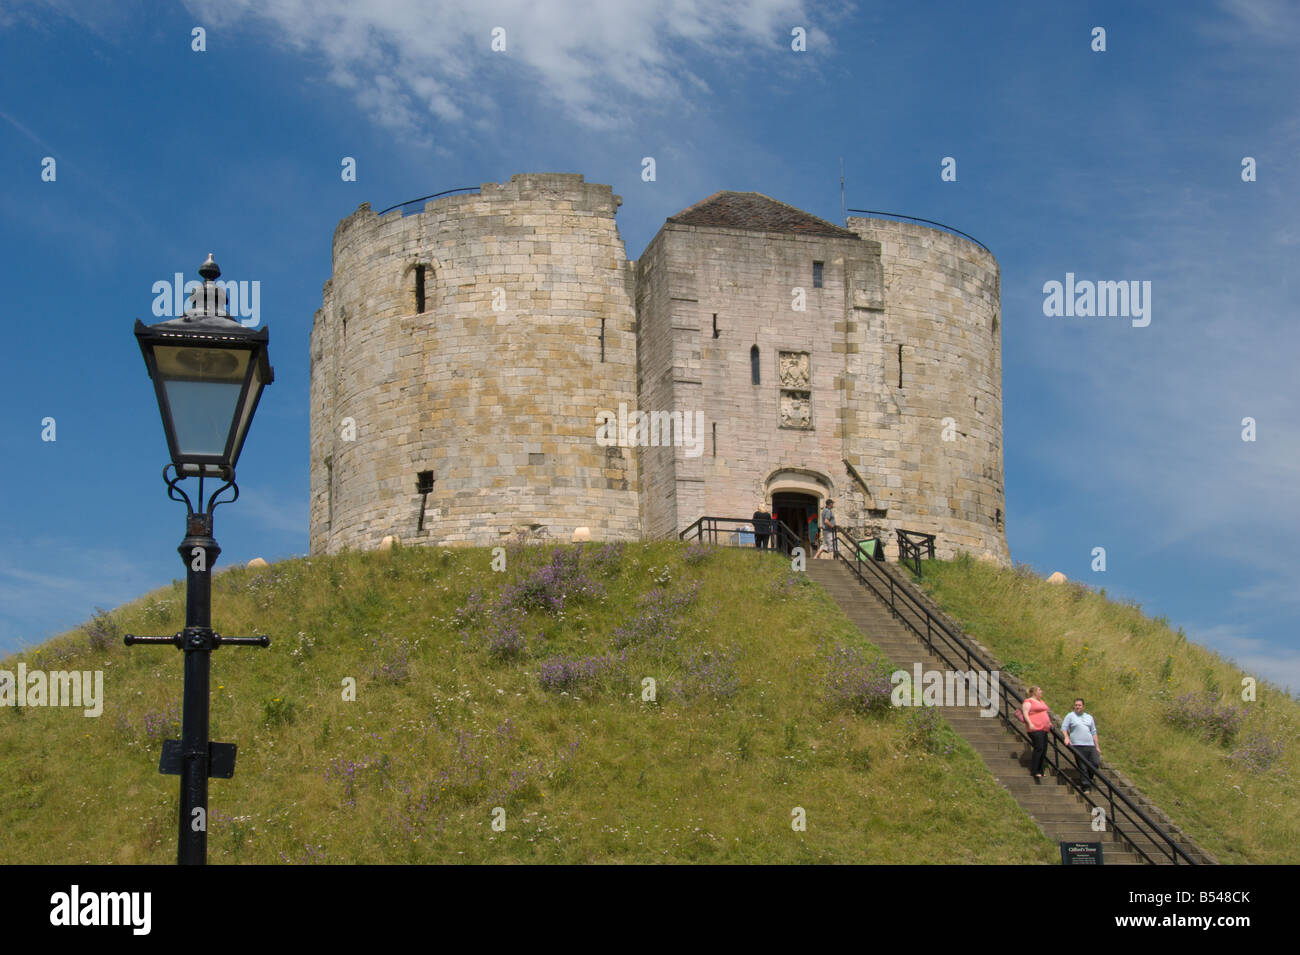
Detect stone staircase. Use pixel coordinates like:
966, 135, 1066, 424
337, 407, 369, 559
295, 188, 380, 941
807, 558, 1175, 865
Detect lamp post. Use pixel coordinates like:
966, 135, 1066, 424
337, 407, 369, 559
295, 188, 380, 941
124, 254, 274, 865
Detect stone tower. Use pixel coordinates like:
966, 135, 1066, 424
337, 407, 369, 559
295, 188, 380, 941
635, 191, 1007, 561
310, 174, 1009, 564
309, 173, 640, 554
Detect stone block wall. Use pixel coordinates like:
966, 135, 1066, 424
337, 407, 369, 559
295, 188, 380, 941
309, 173, 640, 553
633, 228, 680, 539
844, 217, 1008, 562
636, 222, 875, 538
309, 175, 1010, 565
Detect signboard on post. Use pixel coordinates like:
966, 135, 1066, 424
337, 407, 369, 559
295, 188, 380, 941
1060, 842, 1104, 865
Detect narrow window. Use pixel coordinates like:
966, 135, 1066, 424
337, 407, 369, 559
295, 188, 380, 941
751, 345, 760, 385
712, 422, 717, 457
600, 318, 606, 362
897, 344, 904, 388
813, 261, 824, 289
414, 265, 426, 314
995, 508, 1004, 531
712, 313, 719, 339
416, 470, 434, 531
325, 456, 334, 528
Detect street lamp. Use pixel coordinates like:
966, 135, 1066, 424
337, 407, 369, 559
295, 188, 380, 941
134, 254, 271, 478
124, 254, 274, 865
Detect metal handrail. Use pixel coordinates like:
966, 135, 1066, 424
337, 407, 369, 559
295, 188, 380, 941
845, 208, 993, 256
679, 515, 801, 553
376, 187, 482, 216
825, 525, 1197, 865
679, 514, 1199, 862
895, 529, 936, 578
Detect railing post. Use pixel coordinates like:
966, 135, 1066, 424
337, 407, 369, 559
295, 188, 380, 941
787, 525, 1194, 864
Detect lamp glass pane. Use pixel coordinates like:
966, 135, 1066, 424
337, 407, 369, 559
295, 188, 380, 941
154, 345, 251, 457
161, 379, 242, 456
228, 360, 265, 463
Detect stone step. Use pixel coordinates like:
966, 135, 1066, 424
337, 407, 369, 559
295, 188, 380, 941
805, 558, 1203, 865
999, 783, 1083, 799
1007, 803, 1091, 817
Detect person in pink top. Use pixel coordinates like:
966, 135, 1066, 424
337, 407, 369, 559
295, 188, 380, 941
1021, 686, 1051, 782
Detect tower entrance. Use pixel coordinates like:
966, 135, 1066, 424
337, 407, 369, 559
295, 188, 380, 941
771, 491, 822, 552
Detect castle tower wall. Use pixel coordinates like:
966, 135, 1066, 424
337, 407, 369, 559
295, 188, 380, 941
309, 173, 640, 553
635, 201, 1008, 563
310, 175, 1009, 565
844, 217, 1008, 561
636, 220, 874, 539
632, 228, 682, 539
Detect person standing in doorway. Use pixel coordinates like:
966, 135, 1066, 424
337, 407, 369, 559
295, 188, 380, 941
820, 498, 838, 558
1022, 686, 1051, 782
752, 503, 770, 551
1062, 698, 1101, 793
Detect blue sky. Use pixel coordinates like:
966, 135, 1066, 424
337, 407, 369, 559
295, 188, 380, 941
1, 0, 1297, 694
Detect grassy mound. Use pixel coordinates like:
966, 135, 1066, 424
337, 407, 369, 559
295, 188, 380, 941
914, 555, 1300, 864
0, 540, 1055, 864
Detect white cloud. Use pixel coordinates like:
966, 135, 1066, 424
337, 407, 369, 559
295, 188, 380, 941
1009, 29, 1300, 571
1000, 11, 1300, 679
0, 109, 163, 242
181, 0, 827, 136
229, 485, 308, 538
0, 544, 161, 658
1186, 622, 1300, 697
1232, 575, 1300, 610
1210, 0, 1300, 45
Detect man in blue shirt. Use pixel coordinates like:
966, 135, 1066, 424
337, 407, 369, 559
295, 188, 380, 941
1062, 698, 1101, 792
820, 499, 838, 558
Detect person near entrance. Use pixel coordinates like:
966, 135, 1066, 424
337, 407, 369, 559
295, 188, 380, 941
773, 491, 823, 556
819, 499, 838, 558
751, 503, 771, 551
1062, 698, 1101, 792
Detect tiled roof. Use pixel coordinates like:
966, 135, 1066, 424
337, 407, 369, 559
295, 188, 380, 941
667, 191, 859, 238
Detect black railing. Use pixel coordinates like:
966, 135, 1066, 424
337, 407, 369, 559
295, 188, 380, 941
680, 515, 802, 554
376, 187, 482, 216
845, 208, 993, 256
824, 524, 1197, 865
895, 529, 936, 578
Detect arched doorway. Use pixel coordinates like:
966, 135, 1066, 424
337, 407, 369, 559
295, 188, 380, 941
771, 491, 822, 552
764, 468, 833, 553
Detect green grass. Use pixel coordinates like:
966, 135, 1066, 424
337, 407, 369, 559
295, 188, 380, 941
912, 554, 1300, 865
0, 541, 1056, 864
